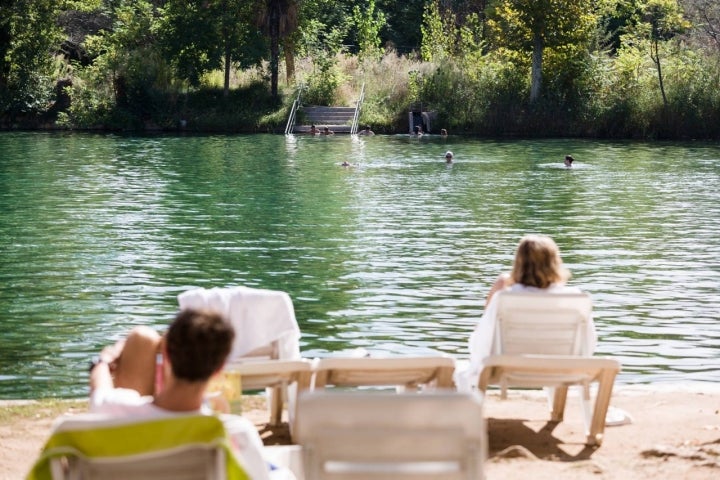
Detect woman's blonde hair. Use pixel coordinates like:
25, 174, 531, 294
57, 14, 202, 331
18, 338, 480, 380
511, 234, 570, 288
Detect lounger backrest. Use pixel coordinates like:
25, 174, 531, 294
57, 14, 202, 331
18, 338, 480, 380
311, 356, 456, 390
178, 286, 301, 362
495, 292, 592, 356
295, 391, 486, 480
27, 414, 243, 480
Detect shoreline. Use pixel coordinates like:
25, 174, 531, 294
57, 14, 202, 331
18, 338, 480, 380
2, 384, 719, 479
3, 380, 719, 407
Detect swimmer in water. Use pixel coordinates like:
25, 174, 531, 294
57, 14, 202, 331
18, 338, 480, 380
445, 151, 454, 163
564, 155, 575, 167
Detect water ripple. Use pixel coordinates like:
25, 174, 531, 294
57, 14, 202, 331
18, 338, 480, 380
1, 134, 719, 397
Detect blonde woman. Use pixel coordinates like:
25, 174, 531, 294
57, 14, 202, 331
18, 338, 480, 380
456, 234, 597, 390
483, 234, 572, 308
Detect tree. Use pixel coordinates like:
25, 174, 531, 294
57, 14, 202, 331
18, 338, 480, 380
377, 0, 426, 53
159, 0, 263, 97
0, 0, 65, 119
351, 0, 386, 61
487, 0, 597, 103
256, 0, 300, 99
420, 0, 457, 62
631, 0, 690, 109
683, 0, 720, 51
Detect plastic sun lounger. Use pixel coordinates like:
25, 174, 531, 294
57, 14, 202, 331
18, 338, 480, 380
222, 358, 312, 433
294, 391, 487, 480
477, 291, 621, 446
311, 356, 456, 391
27, 414, 245, 480
178, 286, 303, 427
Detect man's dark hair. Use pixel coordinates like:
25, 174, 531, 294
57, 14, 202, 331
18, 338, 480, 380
166, 309, 234, 382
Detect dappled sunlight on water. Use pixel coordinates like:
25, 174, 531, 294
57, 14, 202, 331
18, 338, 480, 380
0, 133, 719, 398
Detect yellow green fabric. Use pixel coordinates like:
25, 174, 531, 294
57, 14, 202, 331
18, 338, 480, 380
27, 414, 249, 480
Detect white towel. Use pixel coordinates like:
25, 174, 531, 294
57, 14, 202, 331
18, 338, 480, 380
178, 286, 301, 361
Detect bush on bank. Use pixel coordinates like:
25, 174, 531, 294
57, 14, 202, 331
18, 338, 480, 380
5, 48, 720, 139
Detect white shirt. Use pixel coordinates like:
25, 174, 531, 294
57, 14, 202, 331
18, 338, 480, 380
89, 388, 275, 480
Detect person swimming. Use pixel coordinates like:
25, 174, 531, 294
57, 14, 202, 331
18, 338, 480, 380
564, 155, 575, 167
445, 151, 454, 163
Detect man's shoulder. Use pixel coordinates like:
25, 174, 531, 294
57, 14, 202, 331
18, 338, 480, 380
217, 413, 257, 432
89, 387, 155, 414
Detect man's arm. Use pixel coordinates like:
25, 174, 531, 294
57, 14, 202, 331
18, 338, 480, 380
89, 340, 124, 393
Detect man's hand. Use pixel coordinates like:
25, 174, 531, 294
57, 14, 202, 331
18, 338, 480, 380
90, 339, 126, 393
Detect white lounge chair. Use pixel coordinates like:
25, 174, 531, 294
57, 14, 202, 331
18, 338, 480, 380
178, 286, 303, 425
294, 391, 486, 480
477, 291, 620, 446
27, 414, 244, 480
311, 356, 456, 391
223, 359, 312, 430
177, 286, 301, 363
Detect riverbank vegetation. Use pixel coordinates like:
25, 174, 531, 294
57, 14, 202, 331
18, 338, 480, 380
1, 0, 719, 139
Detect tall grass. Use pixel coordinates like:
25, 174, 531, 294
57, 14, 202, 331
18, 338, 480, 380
52, 35, 720, 138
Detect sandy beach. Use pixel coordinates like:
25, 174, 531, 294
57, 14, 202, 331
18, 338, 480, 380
2, 384, 719, 480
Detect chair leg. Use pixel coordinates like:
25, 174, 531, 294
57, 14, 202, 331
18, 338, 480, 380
269, 386, 283, 425
550, 385, 569, 422
580, 383, 592, 437
586, 368, 618, 446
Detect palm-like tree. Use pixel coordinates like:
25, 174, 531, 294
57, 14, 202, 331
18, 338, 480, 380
256, 0, 299, 98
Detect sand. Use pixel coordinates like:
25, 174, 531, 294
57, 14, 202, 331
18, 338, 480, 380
2, 384, 719, 480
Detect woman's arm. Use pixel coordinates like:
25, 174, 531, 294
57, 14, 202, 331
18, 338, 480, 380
485, 273, 512, 308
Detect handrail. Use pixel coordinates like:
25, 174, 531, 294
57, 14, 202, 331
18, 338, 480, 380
284, 86, 303, 135
350, 82, 365, 135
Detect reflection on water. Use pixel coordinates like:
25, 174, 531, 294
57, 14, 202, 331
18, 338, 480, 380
1, 132, 719, 398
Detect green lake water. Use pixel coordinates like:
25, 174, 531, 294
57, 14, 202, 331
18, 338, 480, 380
1, 132, 719, 399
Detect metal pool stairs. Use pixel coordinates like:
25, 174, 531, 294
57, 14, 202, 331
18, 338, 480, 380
285, 83, 365, 135
293, 106, 356, 134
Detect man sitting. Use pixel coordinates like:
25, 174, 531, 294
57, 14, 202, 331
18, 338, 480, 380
89, 309, 288, 479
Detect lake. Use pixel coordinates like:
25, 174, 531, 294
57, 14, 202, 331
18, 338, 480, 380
1, 132, 719, 399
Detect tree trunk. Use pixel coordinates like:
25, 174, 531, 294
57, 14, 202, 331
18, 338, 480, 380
224, 45, 231, 98
651, 38, 668, 110
270, 6, 280, 98
222, 0, 230, 98
283, 38, 295, 85
530, 31, 544, 103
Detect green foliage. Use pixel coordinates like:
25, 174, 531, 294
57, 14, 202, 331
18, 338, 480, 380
415, 50, 529, 134
296, 12, 349, 106
352, 51, 422, 131
351, 0, 386, 61
420, 0, 456, 62
638, 0, 691, 41
622, 0, 692, 110
64, 0, 178, 129
487, 0, 598, 50
4, 0, 720, 138
0, 0, 65, 119
303, 54, 344, 106
159, 0, 264, 89
183, 81, 280, 131
487, 0, 598, 102
377, 0, 426, 52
